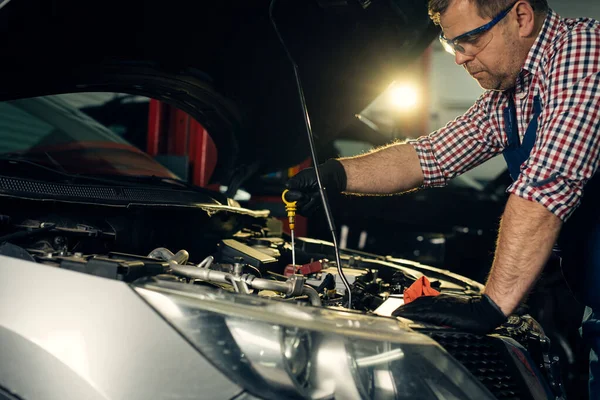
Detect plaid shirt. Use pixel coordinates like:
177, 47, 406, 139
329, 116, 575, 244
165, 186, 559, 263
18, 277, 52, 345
409, 10, 600, 222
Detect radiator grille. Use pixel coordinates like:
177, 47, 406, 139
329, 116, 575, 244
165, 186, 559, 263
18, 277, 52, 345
418, 330, 531, 400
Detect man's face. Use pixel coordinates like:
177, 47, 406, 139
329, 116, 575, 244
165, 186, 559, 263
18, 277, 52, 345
440, 0, 526, 91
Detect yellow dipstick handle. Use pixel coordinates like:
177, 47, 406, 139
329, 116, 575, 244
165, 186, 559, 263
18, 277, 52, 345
282, 189, 298, 266
282, 189, 297, 230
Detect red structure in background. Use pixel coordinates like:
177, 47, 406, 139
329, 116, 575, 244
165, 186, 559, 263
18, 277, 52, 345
147, 99, 218, 189
146, 99, 164, 157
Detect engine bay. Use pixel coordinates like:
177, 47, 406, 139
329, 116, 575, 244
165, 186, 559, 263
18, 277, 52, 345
0, 199, 566, 399
0, 212, 484, 313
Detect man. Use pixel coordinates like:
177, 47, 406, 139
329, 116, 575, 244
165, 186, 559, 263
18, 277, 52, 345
286, 0, 600, 396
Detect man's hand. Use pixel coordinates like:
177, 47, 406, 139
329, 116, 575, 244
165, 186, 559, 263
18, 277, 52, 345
285, 159, 347, 215
392, 293, 507, 335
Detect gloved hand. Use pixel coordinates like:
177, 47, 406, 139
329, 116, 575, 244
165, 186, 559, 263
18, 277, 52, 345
285, 159, 347, 216
392, 293, 507, 335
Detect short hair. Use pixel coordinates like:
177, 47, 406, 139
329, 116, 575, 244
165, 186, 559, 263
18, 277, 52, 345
428, 0, 549, 26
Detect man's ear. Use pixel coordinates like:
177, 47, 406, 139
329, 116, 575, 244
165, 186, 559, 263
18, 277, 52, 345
515, 1, 536, 37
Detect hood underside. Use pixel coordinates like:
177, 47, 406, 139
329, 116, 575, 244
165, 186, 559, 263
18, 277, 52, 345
0, 0, 437, 180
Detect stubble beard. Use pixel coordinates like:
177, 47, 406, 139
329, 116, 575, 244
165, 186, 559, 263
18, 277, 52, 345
479, 70, 518, 91
471, 26, 526, 91
473, 50, 523, 91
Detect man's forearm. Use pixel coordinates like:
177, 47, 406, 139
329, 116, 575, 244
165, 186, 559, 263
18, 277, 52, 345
484, 194, 563, 315
339, 142, 424, 194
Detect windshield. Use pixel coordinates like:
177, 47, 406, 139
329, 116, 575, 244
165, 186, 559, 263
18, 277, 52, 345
0, 95, 178, 179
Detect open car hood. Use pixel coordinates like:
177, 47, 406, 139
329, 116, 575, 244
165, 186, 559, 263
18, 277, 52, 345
0, 0, 437, 181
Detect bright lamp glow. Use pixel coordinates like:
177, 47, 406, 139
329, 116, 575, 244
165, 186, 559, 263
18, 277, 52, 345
390, 84, 419, 110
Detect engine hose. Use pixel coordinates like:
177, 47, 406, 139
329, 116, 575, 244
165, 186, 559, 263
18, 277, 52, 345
170, 264, 229, 283
245, 277, 322, 307
170, 264, 321, 306
301, 285, 322, 307
197, 255, 214, 269
148, 247, 175, 261
149, 248, 189, 265
245, 276, 289, 293
170, 249, 189, 265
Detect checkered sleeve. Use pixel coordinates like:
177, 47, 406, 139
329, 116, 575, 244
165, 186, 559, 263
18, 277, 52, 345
408, 92, 504, 188
508, 27, 600, 221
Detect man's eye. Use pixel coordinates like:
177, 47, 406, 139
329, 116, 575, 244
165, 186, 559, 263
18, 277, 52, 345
459, 33, 483, 45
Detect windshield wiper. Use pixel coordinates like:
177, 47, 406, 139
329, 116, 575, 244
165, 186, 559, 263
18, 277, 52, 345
41, 152, 69, 175
0, 153, 76, 179
0, 155, 166, 186
2, 152, 70, 175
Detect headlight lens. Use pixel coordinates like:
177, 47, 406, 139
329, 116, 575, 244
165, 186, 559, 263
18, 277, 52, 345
134, 280, 495, 400
282, 327, 312, 387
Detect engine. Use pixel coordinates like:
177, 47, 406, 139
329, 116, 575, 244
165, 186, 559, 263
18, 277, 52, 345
0, 216, 566, 399
0, 221, 431, 312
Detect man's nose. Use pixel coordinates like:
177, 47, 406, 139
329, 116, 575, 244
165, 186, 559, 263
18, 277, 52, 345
455, 51, 474, 66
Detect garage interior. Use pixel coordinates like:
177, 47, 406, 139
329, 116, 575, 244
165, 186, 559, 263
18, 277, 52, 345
0, 0, 598, 399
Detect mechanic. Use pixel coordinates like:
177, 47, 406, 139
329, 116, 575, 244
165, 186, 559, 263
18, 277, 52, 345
286, 0, 600, 396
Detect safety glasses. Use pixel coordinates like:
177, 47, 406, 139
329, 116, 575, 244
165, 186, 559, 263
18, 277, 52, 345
439, 1, 518, 56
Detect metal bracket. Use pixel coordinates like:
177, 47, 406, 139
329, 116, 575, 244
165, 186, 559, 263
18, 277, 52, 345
286, 274, 306, 297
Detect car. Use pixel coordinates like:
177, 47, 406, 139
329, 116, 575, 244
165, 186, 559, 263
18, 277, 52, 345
0, 0, 570, 399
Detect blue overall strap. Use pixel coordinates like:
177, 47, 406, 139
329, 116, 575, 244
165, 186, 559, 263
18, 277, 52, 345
502, 94, 542, 181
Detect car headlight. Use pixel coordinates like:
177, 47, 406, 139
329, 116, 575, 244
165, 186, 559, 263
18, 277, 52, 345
134, 280, 495, 400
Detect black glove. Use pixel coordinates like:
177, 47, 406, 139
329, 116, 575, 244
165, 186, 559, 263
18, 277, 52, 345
392, 293, 507, 335
285, 159, 347, 216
